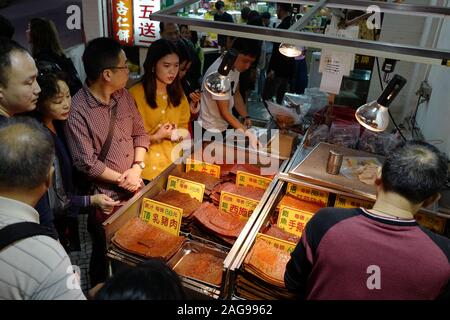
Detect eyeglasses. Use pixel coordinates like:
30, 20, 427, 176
103, 63, 130, 72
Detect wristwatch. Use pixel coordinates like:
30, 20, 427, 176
132, 161, 146, 170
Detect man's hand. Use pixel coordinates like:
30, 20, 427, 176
90, 194, 120, 214
117, 167, 142, 192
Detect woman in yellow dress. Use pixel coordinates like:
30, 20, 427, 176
129, 39, 190, 181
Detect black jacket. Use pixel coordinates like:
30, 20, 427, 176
35, 51, 83, 96
267, 16, 295, 78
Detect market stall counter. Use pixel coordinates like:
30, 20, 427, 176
102, 141, 288, 299
229, 142, 449, 300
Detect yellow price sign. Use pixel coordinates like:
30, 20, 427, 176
167, 175, 205, 202
140, 198, 182, 236
334, 195, 373, 209
415, 212, 446, 234
286, 182, 329, 206
256, 233, 296, 254
277, 205, 314, 237
186, 158, 221, 178
236, 171, 272, 191
219, 191, 259, 220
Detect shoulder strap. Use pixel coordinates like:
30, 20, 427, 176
0, 222, 57, 250
98, 104, 118, 162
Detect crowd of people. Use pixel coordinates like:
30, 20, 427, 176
0, 4, 448, 301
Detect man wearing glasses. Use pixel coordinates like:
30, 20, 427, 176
64, 37, 150, 286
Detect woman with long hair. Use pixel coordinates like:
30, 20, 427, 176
27, 17, 82, 95
129, 39, 190, 181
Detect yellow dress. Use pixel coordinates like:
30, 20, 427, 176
129, 83, 190, 180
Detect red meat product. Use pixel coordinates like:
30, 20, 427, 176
193, 202, 246, 238
112, 217, 185, 260
153, 189, 201, 218
174, 252, 224, 286
210, 182, 265, 204
264, 224, 300, 244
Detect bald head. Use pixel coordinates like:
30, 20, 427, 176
0, 117, 54, 190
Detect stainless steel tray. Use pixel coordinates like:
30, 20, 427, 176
289, 142, 384, 201
167, 239, 229, 288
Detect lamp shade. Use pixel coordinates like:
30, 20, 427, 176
204, 49, 237, 96
355, 74, 407, 132
355, 100, 390, 132
204, 72, 231, 96
279, 43, 303, 57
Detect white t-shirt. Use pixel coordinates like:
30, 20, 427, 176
198, 57, 240, 132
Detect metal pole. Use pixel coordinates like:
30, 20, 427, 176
289, 0, 329, 31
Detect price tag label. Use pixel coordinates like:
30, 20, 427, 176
219, 191, 259, 220
140, 198, 182, 236
286, 182, 329, 206
236, 171, 272, 190
186, 158, 221, 178
334, 195, 373, 209
277, 205, 314, 237
256, 233, 296, 254
167, 175, 205, 202
415, 212, 446, 234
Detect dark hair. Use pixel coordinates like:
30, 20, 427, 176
241, 7, 251, 21
95, 259, 186, 300
0, 38, 29, 88
0, 15, 14, 39
261, 12, 271, 20
215, 0, 225, 11
175, 39, 192, 65
247, 11, 263, 26
0, 117, 54, 189
82, 37, 122, 82
381, 140, 448, 204
160, 22, 178, 34
232, 37, 261, 58
142, 39, 183, 109
278, 3, 293, 13
191, 30, 199, 45
179, 24, 188, 32
29, 18, 65, 57
36, 71, 69, 114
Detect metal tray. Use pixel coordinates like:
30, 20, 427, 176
289, 142, 384, 201
167, 239, 229, 289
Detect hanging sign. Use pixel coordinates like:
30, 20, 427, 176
256, 233, 296, 254
236, 171, 272, 190
133, 0, 160, 46
140, 198, 182, 236
112, 0, 134, 46
286, 182, 329, 206
334, 195, 373, 209
219, 191, 259, 220
186, 158, 221, 178
167, 175, 205, 202
277, 205, 314, 237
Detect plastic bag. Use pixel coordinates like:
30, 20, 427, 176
327, 122, 360, 149
304, 87, 329, 115
306, 124, 329, 148
340, 156, 382, 185
266, 100, 304, 129
358, 130, 403, 155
